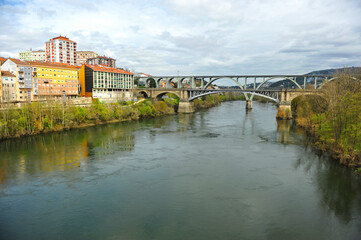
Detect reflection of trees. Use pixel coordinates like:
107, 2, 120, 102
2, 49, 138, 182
0, 122, 136, 184
278, 120, 361, 224
293, 141, 361, 224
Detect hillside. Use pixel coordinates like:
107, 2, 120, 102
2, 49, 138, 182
269, 67, 361, 88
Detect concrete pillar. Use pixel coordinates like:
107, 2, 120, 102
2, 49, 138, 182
178, 100, 194, 113
246, 100, 252, 109
303, 76, 306, 89
191, 77, 196, 89
314, 77, 317, 89
276, 103, 292, 119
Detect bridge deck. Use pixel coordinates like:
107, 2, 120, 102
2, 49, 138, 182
137, 74, 334, 79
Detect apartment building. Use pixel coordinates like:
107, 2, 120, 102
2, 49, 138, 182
31, 62, 79, 100
1, 59, 33, 102
87, 56, 116, 68
20, 50, 46, 61
78, 64, 134, 101
76, 51, 98, 65
45, 36, 77, 65
1, 71, 17, 103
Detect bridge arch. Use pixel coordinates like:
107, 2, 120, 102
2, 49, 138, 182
318, 76, 357, 89
154, 91, 181, 101
203, 77, 244, 90
257, 77, 302, 90
145, 78, 157, 88
188, 90, 279, 103
137, 90, 149, 98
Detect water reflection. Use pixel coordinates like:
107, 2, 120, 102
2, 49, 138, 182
276, 118, 361, 225
293, 147, 361, 224
0, 122, 137, 185
1, 102, 361, 239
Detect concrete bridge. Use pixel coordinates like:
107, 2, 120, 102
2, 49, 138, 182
134, 88, 316, 118
137, 74, 336, 90
135, 74, 337, 117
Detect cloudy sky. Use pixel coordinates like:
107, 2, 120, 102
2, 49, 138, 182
1, 0, 361, 75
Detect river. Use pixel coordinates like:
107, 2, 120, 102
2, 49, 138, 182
0, 101, 361, 240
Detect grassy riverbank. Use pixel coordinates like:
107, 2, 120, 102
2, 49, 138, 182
292, 73, 361, 171
0, 92, 244, 140
193, 92, 245, 110
0, 99, 175, 140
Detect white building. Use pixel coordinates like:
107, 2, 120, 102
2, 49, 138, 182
19, 50, 46, 62
1, 59, 34, 102
45, 36, 77, 65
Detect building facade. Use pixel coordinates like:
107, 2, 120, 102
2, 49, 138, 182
1, 59, 33, 102
45, 36, 77, 65
79, 64, 134, 101
76, 51, 98, 65
19, 50, 46, 62
31, 62, 79, 100
1, 71, 17, 103
87, 56, 116, 68
0, 64, 2, 103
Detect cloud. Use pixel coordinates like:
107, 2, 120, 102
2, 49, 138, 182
0, 0, 361, 75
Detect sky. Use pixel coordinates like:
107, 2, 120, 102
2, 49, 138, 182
1, 0, 361, 76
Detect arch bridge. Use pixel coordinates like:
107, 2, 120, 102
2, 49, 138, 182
135, 74, 336, 117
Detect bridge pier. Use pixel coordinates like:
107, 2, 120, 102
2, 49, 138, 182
178, 100, 194, 113
246, 100, 252, 110
276, 102, 292, 119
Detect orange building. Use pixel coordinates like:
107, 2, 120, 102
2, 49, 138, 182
79, 64, 134, 100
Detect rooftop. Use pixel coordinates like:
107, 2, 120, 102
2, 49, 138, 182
1, 71, 16, 77
85, 64, 133, 75
88, 55, 115, 60
9, 58, 31, 66
48, 35, 75, 43
30, 61, 79, 69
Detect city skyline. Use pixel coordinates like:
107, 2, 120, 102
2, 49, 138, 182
1, 0, 361, 76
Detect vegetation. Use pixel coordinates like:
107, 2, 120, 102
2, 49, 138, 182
0, 99, 175, 140
292, 73, 361, 169
193, 92, 245, 110
0, 92, 245, 140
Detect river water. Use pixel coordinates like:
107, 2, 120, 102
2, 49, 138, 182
1, 101, 361, 240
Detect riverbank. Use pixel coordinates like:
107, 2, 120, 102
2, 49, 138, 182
291, 73, 361, 172
0, 92, 244, 140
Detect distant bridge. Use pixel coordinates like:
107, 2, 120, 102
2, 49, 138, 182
137, 74, 336, 90
135, 74, 336, 117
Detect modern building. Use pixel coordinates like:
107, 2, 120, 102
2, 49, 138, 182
45, 36, 77, 65
19, 50, 46, 62
31, 62, 79, 100
78, 64, 134, 101
1, 59, 33, 102
76, 51, 98, 65
87, 56, 116, 68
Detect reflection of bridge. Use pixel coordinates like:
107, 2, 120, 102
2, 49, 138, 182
135, 74, 336, 117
